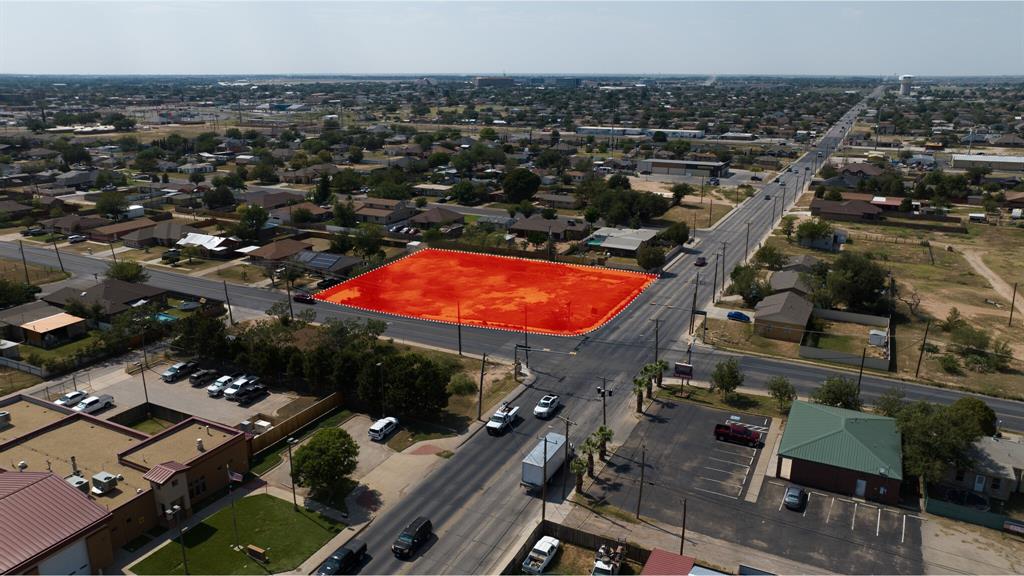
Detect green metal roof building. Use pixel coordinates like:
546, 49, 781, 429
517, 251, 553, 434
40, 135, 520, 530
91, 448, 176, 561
776, 401, 903, 504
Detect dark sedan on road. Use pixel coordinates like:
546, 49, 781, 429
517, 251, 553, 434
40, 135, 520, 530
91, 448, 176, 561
694, 256, 707, 267
293, 292, 316, 304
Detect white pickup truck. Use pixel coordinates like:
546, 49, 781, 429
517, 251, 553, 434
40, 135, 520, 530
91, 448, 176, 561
486, 402, 519, 435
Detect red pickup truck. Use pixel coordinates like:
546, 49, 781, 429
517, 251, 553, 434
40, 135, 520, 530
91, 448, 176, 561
714, 423, 762, 447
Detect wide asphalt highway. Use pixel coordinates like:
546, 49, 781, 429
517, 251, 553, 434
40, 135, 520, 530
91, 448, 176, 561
5, 85, 1023, 573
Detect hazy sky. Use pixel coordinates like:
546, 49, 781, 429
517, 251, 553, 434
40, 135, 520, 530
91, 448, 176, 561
1, 1, 1021, 76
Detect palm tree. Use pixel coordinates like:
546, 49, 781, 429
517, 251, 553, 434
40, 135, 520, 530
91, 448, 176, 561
570, 457, 588, 494
594, 426, 614, 461
580, 437, 598, 477
632, 375, 646, 413
653, 359, 669, 388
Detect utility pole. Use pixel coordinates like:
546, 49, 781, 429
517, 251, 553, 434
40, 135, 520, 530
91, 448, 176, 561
745, 220, 751, 260
556, 416, 575, 499
635, 444, 646, 519
541, 435, 548, 522
223, 281, 234, 324
597, 378, 609, 427
1010, 282, 1018, 327
285, 278, 294, 320
707, 198, 713, 227
711, 254, 719, 303
17, 240, 30, 284
477, 354, 487, 421
679, 498, 688, 555
51, 237, 65, 273
457, 300, 463, 356
857, 347, 866, 394
108, 242, 118, 263
689, 273, 699, 334
523, 306, 529, 367
915, 321, 931, 378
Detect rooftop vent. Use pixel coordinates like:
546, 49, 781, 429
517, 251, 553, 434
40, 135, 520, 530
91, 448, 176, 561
65, 475, 89, 494
196, 438, 205, 452
0, 411, 10, 429
91, 471, 118, 496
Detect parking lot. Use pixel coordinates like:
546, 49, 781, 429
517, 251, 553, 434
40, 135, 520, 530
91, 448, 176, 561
760, 480, 924, 549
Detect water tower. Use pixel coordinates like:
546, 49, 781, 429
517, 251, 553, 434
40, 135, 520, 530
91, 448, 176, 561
899, 75, 914, 96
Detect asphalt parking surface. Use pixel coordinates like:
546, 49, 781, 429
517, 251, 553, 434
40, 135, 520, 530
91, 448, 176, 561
588, 398, 924, 574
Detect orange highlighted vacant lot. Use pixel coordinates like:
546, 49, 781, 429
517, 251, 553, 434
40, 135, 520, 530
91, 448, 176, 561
315, 249, 657, 336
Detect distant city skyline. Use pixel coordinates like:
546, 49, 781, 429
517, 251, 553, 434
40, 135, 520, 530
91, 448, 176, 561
1, 1, 1022, 76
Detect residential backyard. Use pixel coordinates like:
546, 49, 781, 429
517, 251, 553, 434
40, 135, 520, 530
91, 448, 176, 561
0, 257, 68, 285
130, 494, 345, 575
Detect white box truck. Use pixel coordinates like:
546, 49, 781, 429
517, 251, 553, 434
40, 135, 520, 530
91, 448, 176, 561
521, 432, 568, 491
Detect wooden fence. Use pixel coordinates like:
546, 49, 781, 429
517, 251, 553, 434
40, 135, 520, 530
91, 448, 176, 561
250, 392, 343, 454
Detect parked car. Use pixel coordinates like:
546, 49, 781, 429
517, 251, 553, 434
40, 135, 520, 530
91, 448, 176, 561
72, 394, 113, 414
694, 256, 707, 267
207, 374, 237, 397
224, 375, 258, 401
293, 292, 316, 304
235, 383, 268, 405
726, 311, 751, 323
66, 234, 88, 244
188, 369, 217, 387
21, 227, 46, 237
783, 486, 808, 511
522, 536, 560, 574
369, 416, 399, 441
161, 361, 197, 383
750, 175, 763, 181
392, 516, 432, 558
54, 390, 87, 408
317, 277, 341, 289
714, 423, 763, 447
315, 539, 367, 575
533, 394, 561, 419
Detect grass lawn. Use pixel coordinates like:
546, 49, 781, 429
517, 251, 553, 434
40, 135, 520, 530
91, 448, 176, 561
0, 257, 69, 285
130, 494, 345, 575
570, 493, 640, 526
249, 409, 353, 476
215, 263, 267, 284
20, 332, 102, 364
0, 368, 43, 397
656, 383, 784, 418
132, 417, 175, 435
653, 201, 733, 229
702, 318, 799, 359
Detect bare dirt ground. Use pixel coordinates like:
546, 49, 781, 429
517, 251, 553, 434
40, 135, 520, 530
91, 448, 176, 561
921, 514, 1024, 575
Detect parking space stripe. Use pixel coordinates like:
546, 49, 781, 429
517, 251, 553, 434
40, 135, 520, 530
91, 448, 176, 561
826, 497, 835, 524
876, 508, 881, 536
901, 515, 906, 544
699, 476, 744, 488
779, 491, 786, 511
702, 465, 742, 475
708, 456, 751, 467
694, 486, 739, 500
803, 493, 810, 517
851, 502, 858, 530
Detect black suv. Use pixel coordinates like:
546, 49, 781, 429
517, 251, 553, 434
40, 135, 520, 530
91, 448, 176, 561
315, 539, 367, 575
188, 369, 217, 387
392, 516, 431, 558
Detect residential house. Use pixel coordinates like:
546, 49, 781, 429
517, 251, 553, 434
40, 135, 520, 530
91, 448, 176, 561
409, 206, 465, 228
121, 220, 200, 249
43, 279, 167, 319
990, 134, 1024, 148
245, 190, 303, 211
279, 163, 339, 184
810, 198, 882, 221
534, 192, 580, 210
55, 170, 98, 189
412, 183, 453, 198
769, 270, 812, 297
354, 198, 417, 225
0, 300, 87, 349
39, 214, 111, 235
584, 226, 659, 257
943, 436, 1024, 503
776, 401, 903, 505
290, 250, 363, 277
780, 254, 821, 274
754, 291, 813, 342
268, 202, 332, 226
0, 200, 34, 220
1003, 191, 1024, 210
510, 214, 589, 241
89, 218, 157, 243
246, 238, 313, 263
175, 232, 238, 259
23, 148, 61, 161
177, 163, 215, 175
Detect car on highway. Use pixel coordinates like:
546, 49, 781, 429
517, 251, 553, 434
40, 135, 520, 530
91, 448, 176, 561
207, 374, 236, 397
784, 486, 808, 511
764, 194, 771, 200
694, 256, 707, 267
161, 361, 197, 383
392, 516, 432, 559
54, 390, 88, 408
72, 394, 113, 414
66, 234, 88, 244
293, 291, 316, 304
533, 394, 561, 419
315, 539, 367, 575
368, 416, 399, 441
726, 311, 751, 323
750, 175, 762, 181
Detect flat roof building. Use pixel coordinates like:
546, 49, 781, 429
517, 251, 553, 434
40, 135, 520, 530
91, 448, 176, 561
637, 158, 730, 178
950, 154, 1024, 172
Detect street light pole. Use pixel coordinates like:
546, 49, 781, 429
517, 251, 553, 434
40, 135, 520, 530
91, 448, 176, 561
540, 434, 548, 522
556, 416, 575, 500
635, 444, 646, 519
286, 437, 299, 510
597, 378, 609, 427
650, 318, 661, 363
745, 220, 751, 260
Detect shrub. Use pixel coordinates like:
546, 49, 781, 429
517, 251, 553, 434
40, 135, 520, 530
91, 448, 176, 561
447, 372, 477, 396
939, 353, 961, 374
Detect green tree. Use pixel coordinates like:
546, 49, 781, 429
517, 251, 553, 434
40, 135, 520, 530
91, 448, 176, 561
636, 245, 665, 270
823, 189, 844, 201
503, 168, 541, 203
96, 191, 128, 219
105, 260, 149, 283
347, 145, 364, 164
580, 437, 598, 477
873, 387, 907, 418
233, 204, 269, 241
657, 221, 690, 246
358, 352, 453, 420
0, 279, 37, 309
203, 184, 236, 209
828, 252, 888, 312
767, 376, 797, 413
594, 426, 614, 461
353, 223, 384, 258
570, 457, 588, 492
188, 172, 206, 186
670, 183, 692, 206
781, 216, 796, 239
172, 313, 230, 359
329, 234, 353, 254
180, 245, 202, 264
333, 200, 358, 227
632, 374, 646, 413
947, 397, 997, 436
291, 428, 359, 502
311, 174, 333, 205
607, 173, 631, 190
795, 218, 833, 244
752, 245, 786, 270
710, 358, 744, 399
811, 376, 861, 410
